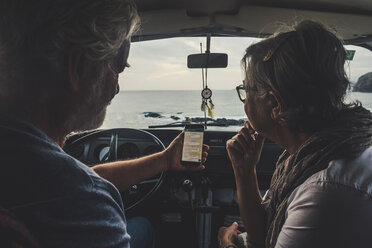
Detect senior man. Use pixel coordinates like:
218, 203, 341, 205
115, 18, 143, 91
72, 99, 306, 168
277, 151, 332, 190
0, 0, 208, 247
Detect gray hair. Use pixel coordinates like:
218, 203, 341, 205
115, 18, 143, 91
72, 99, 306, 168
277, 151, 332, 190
241, 20, 356, 133
0, 0, 139, 104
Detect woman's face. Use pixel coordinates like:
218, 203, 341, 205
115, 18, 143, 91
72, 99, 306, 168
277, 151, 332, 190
243, 74, 272, 134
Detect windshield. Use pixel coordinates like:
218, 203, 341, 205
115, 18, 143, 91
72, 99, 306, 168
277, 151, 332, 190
101, 37, 372, 131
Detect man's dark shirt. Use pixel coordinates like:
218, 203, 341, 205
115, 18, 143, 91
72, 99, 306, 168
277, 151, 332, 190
0, 111, 130, 247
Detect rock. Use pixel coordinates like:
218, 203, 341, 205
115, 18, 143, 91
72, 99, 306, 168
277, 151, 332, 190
144, 112, 163, 118
353, 72, 372, 92
170, 115, 180, 120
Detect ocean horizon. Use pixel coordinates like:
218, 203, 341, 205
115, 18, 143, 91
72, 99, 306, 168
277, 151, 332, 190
101, 90, 372, 131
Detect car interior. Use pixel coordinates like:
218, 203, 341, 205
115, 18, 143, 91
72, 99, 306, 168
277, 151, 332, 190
60, 0, 372, 248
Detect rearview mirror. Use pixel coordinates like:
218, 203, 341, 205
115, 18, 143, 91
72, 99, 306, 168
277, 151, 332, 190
187, 53, 228, 68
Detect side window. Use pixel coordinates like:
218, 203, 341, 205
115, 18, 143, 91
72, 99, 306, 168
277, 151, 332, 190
344, 45, 372, 112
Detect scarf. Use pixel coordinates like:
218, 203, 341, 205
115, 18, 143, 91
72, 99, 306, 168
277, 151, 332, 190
263, 106, 372, 248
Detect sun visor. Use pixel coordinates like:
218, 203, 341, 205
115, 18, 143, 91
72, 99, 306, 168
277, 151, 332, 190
136, 9, 210, 40
214, 5, 372, 42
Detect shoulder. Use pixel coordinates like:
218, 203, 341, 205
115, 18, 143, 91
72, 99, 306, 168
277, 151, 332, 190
290, 145, 372, 202
0, 116, 121, 208
0, 114, 129, 247
276, 147, 372, 248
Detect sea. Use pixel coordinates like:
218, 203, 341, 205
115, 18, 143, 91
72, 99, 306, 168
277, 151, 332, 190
101, 90, 372, 131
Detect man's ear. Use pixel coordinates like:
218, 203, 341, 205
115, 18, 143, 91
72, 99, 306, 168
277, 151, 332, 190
267, 91, 283, 121
68, 50, 83, 92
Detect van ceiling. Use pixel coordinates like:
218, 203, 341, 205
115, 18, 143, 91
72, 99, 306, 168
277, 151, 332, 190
135, 0, 372, 15
133, 0, 372, 50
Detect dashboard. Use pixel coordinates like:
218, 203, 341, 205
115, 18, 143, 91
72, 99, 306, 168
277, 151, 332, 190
64, 128, 283, 248
65, 128, 282, 187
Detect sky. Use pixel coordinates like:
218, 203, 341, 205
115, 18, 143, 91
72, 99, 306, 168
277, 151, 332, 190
118, 37, 372, 91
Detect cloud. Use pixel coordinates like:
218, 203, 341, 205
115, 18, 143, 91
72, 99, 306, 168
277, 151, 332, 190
119, 37, 372, 90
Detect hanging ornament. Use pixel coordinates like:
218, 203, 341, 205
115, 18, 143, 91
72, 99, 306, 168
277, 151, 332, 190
208, 99, 214, 110
198, 41, 216, 128
202, 86, 214, 118
201, 86, 212, 100
201, 99, 206, 112
207, 104, 214, 118
201, 87, 214, 118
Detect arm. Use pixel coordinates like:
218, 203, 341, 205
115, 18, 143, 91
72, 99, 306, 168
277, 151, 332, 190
92, 151, 168, 191
234, 166, 266, 245
219, 122, 267, 247
92, 132, 209, 191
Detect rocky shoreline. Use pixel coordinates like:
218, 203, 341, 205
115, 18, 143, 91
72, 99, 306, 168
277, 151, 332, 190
143, 112, 246, 126
353, 72, 372, 92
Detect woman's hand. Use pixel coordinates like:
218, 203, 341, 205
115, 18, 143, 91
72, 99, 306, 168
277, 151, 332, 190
162, 132, 209, 171
218, 222, 241, 247
226, 122, 265, 171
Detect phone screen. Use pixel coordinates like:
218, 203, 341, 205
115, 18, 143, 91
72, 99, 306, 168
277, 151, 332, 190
181, 125, 204, 165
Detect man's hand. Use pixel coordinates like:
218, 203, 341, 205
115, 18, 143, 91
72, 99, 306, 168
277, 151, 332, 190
226, 121, 265, 172
162, 132, 209, 171
218, 222, 241, 247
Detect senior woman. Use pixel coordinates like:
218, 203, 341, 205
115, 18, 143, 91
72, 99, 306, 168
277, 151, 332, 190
218, 20, 372, 248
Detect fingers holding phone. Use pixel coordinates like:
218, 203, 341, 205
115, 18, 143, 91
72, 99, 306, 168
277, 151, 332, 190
164, 125, 209, 171
181, 124, 205, 166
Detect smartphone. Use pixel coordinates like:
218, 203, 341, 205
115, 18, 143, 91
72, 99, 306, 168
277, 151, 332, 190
181, 124, 204, 166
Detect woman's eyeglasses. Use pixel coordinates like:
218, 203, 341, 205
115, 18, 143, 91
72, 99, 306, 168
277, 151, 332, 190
236, 84, 259, 103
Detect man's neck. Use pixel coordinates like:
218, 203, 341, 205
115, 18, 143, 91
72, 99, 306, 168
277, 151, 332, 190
0, 102, 67, 147
26, 107, 67, 147
36, 120, 66, 147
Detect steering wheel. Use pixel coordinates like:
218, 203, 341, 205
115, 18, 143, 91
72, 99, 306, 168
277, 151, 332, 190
63, 128, 165, 211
